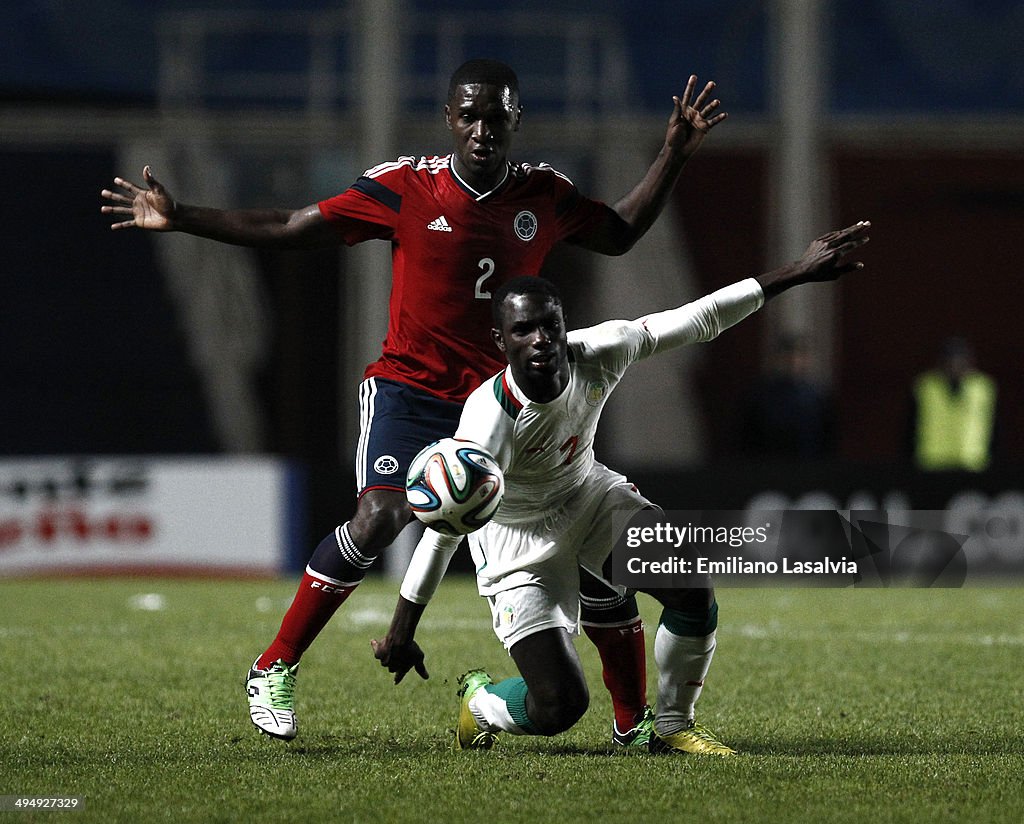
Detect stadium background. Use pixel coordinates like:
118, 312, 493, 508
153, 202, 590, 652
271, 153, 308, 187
2, 0, 1022, 574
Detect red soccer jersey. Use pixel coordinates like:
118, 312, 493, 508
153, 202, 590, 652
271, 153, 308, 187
317, 154, 610, 402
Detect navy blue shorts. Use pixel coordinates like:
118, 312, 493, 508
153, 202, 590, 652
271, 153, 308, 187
355, 377, 464, 496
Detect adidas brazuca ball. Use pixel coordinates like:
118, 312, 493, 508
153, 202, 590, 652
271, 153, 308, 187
406, 438, 504, 535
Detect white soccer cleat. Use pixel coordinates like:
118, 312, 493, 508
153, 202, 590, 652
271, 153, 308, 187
245, 658, 299, 740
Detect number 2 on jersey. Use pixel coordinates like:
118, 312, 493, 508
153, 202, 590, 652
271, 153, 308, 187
559, 435, 580, 465
475, 258, 496, 299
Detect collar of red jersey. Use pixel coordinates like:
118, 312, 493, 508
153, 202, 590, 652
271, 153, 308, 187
448, 155, 512, 202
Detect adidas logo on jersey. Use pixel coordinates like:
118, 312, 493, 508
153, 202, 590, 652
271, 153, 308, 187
427, 215, 453, 232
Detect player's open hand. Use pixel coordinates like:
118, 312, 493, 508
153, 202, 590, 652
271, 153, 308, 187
667, 75, 728, 157
370, 636, 429, 684
798, 221, 871, 281
756, 221, 871, 298
101, 166, 175, 231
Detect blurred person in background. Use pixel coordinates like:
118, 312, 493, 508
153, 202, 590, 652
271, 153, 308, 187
739, 333, 836, 459
909, 336, 996, 472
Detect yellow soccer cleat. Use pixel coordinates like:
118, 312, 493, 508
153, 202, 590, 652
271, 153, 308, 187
649, 720, 737, 757
454, 669, 498, 750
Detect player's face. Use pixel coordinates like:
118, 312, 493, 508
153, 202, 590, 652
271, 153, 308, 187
446, 82, 521, 191
493, 293, 569, 402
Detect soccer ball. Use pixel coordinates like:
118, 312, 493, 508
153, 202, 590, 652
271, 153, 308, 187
406, 438, 504, 535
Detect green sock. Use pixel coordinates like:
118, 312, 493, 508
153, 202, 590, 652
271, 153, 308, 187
484, 677, 537, 734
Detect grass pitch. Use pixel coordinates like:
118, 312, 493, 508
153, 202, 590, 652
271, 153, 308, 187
2, 576, 1021, 823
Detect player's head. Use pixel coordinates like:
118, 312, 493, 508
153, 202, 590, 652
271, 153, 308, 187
491, 276, 569, 399
447, 59, 520, 103
491, 275, 562, 327
445, 59, 522, 192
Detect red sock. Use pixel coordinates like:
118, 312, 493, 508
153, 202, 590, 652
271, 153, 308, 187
256, 571, 356, 668
583, 617, 648, 731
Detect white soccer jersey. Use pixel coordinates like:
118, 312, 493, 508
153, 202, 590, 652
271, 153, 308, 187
456, 319, 654, 524
399, 277, 765, 606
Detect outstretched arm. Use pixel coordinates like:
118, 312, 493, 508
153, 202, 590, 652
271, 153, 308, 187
101, 165, 341, 249
370, 529, 463, 684
575, 75, 728, 256
641, 221, 871, 353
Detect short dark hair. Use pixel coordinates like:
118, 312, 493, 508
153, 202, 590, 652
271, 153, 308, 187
448, 59, 519, 101
491, 276, 562, 326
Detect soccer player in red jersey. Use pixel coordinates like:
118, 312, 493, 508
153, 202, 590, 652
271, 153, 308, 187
102, 59, 727, 742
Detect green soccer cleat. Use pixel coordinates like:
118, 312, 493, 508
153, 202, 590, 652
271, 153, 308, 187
454, 669, 498, 750
612, 706, 655, 748
246, 658, 299, 741
649, 719, 737, 757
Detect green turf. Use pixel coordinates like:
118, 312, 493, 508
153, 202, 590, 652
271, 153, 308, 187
2, 577, 1021, 823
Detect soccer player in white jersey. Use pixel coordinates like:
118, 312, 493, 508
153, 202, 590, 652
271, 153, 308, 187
372, 221, 870, 755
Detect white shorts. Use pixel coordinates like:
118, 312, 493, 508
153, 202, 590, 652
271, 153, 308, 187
486, 583, 580, 650
472, 463, 651, 649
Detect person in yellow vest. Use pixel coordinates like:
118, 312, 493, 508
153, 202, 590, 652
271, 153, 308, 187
911, 337, 997, 471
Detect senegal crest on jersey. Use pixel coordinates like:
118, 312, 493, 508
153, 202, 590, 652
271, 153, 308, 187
585, 381, 607, 407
